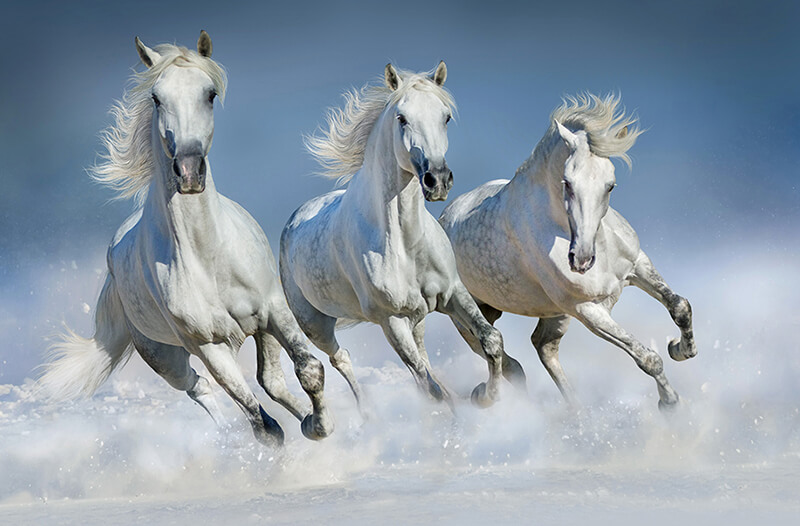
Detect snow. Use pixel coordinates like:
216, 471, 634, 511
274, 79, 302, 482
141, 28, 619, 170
1, 246, 798, 524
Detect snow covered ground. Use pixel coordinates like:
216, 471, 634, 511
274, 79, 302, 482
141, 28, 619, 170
1, 244, 798, 524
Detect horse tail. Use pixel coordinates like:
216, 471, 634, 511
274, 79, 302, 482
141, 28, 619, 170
38, 275, 134, 400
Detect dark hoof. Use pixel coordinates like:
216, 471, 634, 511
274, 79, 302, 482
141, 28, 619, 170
470, 382, 496, 409
256, 408, 285, 447
301, 413, 333, 441
668, 337, 697, 362
503, 356, 528, 392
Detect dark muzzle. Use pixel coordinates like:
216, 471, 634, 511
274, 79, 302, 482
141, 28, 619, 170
173, 153, 206, 194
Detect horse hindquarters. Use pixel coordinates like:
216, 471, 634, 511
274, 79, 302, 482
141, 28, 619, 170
39, 275, 134, 399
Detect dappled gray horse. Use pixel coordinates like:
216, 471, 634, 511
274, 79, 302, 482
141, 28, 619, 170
281, 63, 525, 412
440, 94, 696, 410
39, 32, 332, 445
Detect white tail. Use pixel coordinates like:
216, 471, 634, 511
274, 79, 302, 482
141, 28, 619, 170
38, 275, 134, 400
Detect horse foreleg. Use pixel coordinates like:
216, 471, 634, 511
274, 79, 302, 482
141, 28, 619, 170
266, 307, 334, 441
575, 302, 680, 411
195, 342, 284, 447
255, 331, 308, 420
440, 286, 505, 408
629, 252, 697, 361
452, 304, 527, 392
382, 316, 452, 408
531, 315, 578, 407
282, 272, 366, 416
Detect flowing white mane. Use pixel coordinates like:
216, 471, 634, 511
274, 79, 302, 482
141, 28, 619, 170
91, 43, 227, 206
305, 69, 456, 185
523, 93, 643, 174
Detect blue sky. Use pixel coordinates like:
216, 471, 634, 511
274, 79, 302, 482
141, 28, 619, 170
0, 0, 798, 383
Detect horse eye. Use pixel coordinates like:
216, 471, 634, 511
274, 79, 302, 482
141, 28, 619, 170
608, 183, 617, 193
562, 181, 572, 193
445, 114, 451, 124
397, 114, 407, 126
152, 94, 161, 107
208, 91, 217, 104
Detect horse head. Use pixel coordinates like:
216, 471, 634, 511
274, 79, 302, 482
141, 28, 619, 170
385, 62, 453, 202
135, 31, 218, 195
556, 120, 625, 274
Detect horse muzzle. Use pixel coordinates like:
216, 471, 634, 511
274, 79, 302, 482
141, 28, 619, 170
568, 244, 596, 274
420, 167, 454, 202
173, 153, 207, 194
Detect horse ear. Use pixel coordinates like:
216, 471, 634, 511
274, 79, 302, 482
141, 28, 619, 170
432, 61, 447, 86
616, 125, 628, 139
385, 63, 401, 91
555, 120, 579, 150
197, 30, 213, 58
135, 36, 160, 69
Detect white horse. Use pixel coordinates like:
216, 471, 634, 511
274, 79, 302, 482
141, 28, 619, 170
439, 94, 697, 410
39, 32, 333, 446
280, 63, 525, 412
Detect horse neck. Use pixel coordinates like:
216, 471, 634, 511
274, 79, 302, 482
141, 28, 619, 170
343, 112, 427, 244
509, 132, 570, 229
147, 147, 222, 254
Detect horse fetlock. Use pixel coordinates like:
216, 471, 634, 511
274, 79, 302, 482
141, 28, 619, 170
481, 327, 504, 359
296, 358, 325, 393
671, 296, 693, 329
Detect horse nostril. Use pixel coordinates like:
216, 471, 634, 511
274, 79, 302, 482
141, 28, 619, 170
172, 158, 181, 177
423, 172, 436, 189
199, 157, 206, 176
447, 171, 453, 188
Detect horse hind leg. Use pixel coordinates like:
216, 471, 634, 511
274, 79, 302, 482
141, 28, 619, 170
192, 341, 284, 447
452, 303, 527, 392
531, 315, 578, 407
281, 274, 366, 416
128, 326, 225, 427
629, 252, 697, 361
262, 308, 334, 440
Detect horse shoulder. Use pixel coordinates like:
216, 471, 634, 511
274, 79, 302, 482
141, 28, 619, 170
603, 207, 641, 263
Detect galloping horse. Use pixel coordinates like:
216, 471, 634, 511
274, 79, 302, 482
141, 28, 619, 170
39, 32, 332, 445
440, 94, 697, 410
280, 63, 525, 412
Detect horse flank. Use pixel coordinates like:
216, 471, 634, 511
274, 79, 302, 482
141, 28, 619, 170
91, 43, 227, 207
519, 92, 643, 176
305, 68, 456, 185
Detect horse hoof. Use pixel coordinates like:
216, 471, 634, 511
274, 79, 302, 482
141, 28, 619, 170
256, 408, 285, 447
668, 337, 697, 362
658, 396, 680, 414
470, 382, 496, 409
301, 413, 333, 441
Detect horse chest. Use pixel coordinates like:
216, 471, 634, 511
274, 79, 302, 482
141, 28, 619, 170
361, 251, 433, 319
